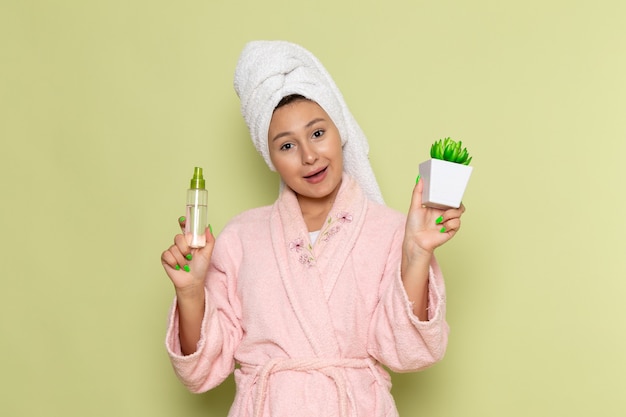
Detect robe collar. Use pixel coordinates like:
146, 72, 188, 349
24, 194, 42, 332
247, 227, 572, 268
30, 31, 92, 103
269, 173, 368, 357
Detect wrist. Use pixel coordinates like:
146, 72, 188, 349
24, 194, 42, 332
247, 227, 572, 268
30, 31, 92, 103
175, 283, 205, 302
402, 241, 433, 263
401, 246, 433, 278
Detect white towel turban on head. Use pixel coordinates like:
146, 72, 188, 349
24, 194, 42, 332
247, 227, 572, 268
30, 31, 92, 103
233, 40, 384, 204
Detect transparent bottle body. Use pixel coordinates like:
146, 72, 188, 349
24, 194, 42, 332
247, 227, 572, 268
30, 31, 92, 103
185, 188, 208, 248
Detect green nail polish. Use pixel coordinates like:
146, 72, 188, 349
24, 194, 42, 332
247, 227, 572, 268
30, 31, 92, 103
440, 226, 446, 233
183, 265, 190, 272
209, 224, 213, 235
175, 264, 181, 271
416, 174, 421, 184
179, 216, 186, 223
435, 215, 444, 225
185, 253, 192, 261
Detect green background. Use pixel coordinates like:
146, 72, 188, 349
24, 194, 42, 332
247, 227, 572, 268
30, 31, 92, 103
2, 0, 625, 416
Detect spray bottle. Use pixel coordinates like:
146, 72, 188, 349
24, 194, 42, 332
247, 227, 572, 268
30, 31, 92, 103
185, 167, 208, 248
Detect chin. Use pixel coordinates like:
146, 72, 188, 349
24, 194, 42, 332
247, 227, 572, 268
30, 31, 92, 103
311, 183, 341, 200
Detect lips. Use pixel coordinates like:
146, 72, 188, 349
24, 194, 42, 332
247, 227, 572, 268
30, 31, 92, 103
304, 167, 326, 178
303, 167, 328, 183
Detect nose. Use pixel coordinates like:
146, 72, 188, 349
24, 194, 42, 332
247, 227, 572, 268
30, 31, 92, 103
300, 142, 318, 165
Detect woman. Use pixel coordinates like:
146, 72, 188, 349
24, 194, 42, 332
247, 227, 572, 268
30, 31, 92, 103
161, 40, 465, 417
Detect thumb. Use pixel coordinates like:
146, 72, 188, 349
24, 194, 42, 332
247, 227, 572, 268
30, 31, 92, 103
196, 225, 215, 259
410, 174, 425, 211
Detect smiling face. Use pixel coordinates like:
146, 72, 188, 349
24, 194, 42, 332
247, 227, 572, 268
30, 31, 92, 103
268, 98, 343, 208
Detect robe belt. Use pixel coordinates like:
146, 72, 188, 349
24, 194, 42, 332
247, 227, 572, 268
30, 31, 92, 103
244, 357, 382, 417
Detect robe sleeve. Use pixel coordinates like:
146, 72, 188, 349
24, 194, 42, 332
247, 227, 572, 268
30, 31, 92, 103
164, 235, 243, 393
366, 225, 449, 373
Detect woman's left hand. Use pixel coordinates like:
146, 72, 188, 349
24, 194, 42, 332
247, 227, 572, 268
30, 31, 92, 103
404, 176, 466, 256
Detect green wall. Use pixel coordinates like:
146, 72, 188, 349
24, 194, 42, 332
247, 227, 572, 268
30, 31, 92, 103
2, 1, 625, 416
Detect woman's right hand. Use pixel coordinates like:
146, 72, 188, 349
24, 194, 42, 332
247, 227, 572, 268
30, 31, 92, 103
161, 217, 215, 355
160, 217, 215, 294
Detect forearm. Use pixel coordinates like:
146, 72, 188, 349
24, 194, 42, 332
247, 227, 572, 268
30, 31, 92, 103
175, 285, 206, 355
401, 249, 432, 321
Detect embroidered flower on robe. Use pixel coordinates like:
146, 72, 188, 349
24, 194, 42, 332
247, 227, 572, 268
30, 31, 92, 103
289, 238, 305, 253
298, 253, 316, 267
290, 238, 315, 266
337, 211, 353, 223
319, 211, 352, 242
288, 211, 352, 267
321, 225, 340, 242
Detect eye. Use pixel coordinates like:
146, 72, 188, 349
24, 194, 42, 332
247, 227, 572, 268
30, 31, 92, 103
312, 129, 325, 139
280, 142, 294, 151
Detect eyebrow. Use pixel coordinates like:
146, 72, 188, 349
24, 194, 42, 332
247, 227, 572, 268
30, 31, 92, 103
271, 118, 326, 142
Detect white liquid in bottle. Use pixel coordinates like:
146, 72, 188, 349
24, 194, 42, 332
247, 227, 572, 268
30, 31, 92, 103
184, 167, 208, 248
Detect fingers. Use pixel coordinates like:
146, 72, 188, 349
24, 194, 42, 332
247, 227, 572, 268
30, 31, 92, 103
161, 246, 188, 272
174, 233, 193, 265
438, 217, 461, 234
437, 203, 465, 223
178, 216, 186, 232
437, 204, 466, 233
161, 233, 193, 272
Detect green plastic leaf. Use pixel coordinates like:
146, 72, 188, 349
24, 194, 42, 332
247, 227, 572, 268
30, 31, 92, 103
429, 137, 473, 165
456, 148, 469, 164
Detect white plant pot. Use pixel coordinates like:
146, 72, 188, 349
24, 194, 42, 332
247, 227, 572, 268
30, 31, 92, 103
418, 158, 473, 209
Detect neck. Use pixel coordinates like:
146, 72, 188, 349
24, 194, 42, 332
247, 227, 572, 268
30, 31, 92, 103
297, 184, 341, 232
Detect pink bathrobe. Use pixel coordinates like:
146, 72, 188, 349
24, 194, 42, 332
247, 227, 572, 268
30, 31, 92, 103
166, 175, 449, 417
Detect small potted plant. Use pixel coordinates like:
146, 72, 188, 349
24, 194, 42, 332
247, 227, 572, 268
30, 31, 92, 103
418, 137, 473, 209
